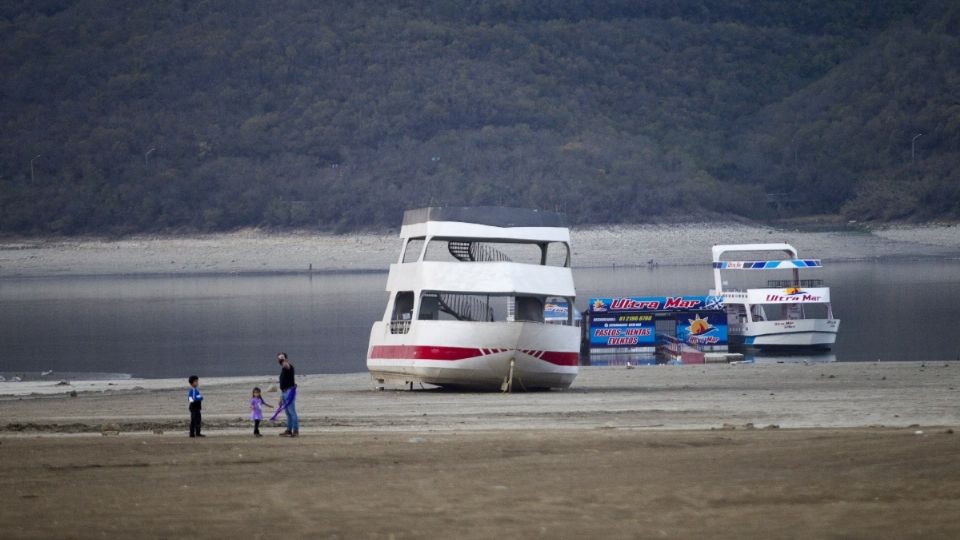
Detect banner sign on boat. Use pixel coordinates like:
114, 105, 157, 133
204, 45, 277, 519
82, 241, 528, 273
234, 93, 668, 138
676, 312, 728, 346
589, 296, 724, 313
713, 259, 822, 270
588, 312, 656, 347
746, 287, 830, 304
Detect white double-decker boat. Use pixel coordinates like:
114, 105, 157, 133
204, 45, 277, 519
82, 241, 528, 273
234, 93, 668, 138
367, 207, 580, 390
711, 243, 840, 350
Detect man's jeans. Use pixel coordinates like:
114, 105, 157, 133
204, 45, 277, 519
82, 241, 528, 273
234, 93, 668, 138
283, 388, 299, 431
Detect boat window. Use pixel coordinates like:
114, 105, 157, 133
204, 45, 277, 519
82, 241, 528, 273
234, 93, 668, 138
418, 292, 494, 322
799, 303, 830, 319
417, 292, 528, 322
728, 305, 748, 325
417, 293, 441, 320
753, 303, 830, 321
417, 293, 569, 324
545, 296, 574, 325
389, 291, 415, 334
515, 296, 545, 323
543, 242, 570, 267
721, 272, 793, 292
422, 239, 568, 266
401, 238, 425, 263
392, 291, 414, 321
767, 279, 825, 288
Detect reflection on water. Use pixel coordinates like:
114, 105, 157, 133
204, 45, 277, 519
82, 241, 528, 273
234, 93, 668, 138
0, 259, 958, 377
580, 352, 838, 366
0, 371, 132, 382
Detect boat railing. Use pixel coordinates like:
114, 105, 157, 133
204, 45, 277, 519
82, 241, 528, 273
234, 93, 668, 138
389, 320, 411, 334
766, 279, 825, 288
448, 241, 512, 263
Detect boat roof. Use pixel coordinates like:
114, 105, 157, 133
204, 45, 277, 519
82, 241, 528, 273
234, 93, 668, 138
403, 207, 566, 227
400, 207, 570, 242
712, 243, 798, 262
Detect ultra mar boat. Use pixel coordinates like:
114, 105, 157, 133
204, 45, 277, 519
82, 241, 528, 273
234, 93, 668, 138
710, 243, 840, 350
367, 207, 580, 390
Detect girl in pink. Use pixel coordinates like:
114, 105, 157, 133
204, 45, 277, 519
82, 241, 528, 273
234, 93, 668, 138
250, 387, 273, 437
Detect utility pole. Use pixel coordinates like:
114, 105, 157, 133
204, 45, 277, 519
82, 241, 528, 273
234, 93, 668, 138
30, 154, 41, 183
144, 147, 155, 165
911, 133, 923, 163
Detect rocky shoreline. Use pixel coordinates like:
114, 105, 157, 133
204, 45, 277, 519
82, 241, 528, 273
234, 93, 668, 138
1, 223, 958, 278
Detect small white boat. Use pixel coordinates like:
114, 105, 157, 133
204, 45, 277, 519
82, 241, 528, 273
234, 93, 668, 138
711, 243, 839, 350
367, 207, 580, 390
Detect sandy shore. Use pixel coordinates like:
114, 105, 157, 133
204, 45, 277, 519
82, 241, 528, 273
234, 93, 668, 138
3, 362, 958, 433
2, 363, 959, 538
1, 223, 958, 277
2, 429, 958, 539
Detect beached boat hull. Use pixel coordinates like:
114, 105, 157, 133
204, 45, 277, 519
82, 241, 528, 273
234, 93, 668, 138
729, 319, 840, 350
367, 320, 579, 390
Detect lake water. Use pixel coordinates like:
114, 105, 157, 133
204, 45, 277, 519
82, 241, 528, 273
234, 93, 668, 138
1, 260, 959, 378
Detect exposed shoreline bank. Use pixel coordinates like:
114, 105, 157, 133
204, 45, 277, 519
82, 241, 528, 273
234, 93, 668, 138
3, 362, 958, 434
4, 362, 958, 538
1, 223, 958, 278
4, 428, 959, 538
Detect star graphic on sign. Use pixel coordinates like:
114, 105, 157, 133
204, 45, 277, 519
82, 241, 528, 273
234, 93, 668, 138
687, 314, 713, 335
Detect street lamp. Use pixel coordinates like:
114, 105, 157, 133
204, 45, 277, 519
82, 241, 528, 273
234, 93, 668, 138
30, 154, 41, 183
144, 147, 156, 165
911, 133, 923, 163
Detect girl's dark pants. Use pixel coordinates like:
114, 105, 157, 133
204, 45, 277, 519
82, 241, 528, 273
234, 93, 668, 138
254, 419, 261, 435
189, 405, 202, 436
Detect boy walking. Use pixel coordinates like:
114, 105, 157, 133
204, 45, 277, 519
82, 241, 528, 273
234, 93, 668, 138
188, 375, 205, 438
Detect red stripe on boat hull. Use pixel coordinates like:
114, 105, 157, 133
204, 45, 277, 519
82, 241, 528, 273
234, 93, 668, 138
369, 345, 482, 361
537, 351, 579, 366
369, 345, 579, 366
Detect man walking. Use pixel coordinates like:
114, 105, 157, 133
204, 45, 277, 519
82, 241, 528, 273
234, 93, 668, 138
277, 352, 299, 437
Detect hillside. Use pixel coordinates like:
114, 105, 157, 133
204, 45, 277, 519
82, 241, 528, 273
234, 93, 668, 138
739, 1, 960, 221
1, 0, 955, 234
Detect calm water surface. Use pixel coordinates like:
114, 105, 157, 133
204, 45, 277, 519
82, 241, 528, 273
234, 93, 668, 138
1, 260, 958, 378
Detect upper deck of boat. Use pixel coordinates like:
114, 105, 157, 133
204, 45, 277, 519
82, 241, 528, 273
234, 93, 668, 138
399, 207, 570, 243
